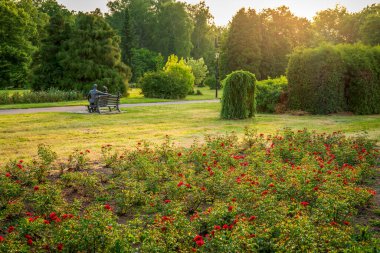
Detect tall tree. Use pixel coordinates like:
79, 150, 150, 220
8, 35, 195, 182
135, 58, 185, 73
188, 1, 214, 60
0, 0, 35, 88
360, 14, 380, 45
260, 6, 313, 78
153, 0, 193, 58
31, 12, 72, 90
58, 12, 131, 93
222, 8, 262, 79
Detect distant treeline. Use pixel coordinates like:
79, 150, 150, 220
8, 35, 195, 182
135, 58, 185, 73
1, 0, 379, 95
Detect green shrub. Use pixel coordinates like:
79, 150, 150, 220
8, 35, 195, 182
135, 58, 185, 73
140, 55, 194, 99
256, 76, 288, 113
287, 44, 380, 115
130, 48, 164, 83
338, 44, 380, 114
0, 88, 83, 105
221, 70, 256, 119
287, 45, 346, 114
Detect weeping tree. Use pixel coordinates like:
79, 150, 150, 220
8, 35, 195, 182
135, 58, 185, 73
221, 70, 256, 119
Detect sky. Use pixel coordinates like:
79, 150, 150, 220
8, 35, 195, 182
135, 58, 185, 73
57, 0, 380, 26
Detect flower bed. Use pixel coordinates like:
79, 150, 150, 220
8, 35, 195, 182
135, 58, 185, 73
0, 129, 378, 252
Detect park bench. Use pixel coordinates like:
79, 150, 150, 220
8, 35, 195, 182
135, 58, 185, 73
88, 93, 121, 114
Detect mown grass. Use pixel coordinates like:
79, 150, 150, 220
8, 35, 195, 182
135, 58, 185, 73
0, 102, 378, 163
0, 87, 219, 109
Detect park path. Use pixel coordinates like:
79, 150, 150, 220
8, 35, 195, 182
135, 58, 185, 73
0, 99, 220, 115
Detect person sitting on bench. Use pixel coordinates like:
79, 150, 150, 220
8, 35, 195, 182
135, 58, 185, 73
87, 84, 108, 112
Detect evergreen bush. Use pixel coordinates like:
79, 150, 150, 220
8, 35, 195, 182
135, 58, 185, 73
338, 44, 380, 114
221, 70, 256, 119
287, 45, 346, 114
287, 44, 380, 115
256, 76, 288, 113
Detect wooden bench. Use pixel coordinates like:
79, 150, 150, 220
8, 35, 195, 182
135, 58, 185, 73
88, 93, 121, 114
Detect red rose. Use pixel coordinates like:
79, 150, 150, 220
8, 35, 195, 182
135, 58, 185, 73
5, 172, 11, 177
196, 239, 204, 246
57, 243, 63, 251
177, 181, 184, 187
34, 186, 39, 191
222, 224, 229, 229
193, 235, 203, 242
44, 220, 50, 224
214, 225, 221, 230
300, 201, 309, 207
164, 199, 171, 204
104, 204, 112, 211
7, 226, 15, 233
249, 216, 257, 221
228, 206, 233, 212
27, 239, 33, 246
0, 236, 4, 242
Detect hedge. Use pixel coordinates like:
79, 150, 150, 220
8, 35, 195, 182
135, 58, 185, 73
287, 44, 380, 115
256, 76, 287, 113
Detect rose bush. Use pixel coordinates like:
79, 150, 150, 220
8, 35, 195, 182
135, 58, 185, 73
0, 129, 378, 252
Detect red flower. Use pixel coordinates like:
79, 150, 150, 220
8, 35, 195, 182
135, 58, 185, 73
0, 236, 4, 242
200, 186, 206, 191
86, 149, 91, 153
57, 243, 63, 251
228, 206, 233, 212
104, 204, 112, 211
343, 221, 350, 225
214, 225, 221, 230
186, 183, 191, 188
27, 239, 33, 246
7, 226, 15, 233
34, 186, 39, 191
196, 239, 204, 246
300, 201, 309, 207
222, 224, 229, 229
49, 212, 57, 219
313, 187, 319, 191
330, 221, 338, 226
177, 152, 182, 157
177, 181, 184, 187
62, 214, 68, 219
193, 235, 203, 242
19, 160, 24, 163
164, 199, 171, 204
249, 216, 257, 221
5, 172, 11, 178
44, 220, 50, 224
268, 183, 275, 187
25, 234, 32, 240
17, 164, 23, 169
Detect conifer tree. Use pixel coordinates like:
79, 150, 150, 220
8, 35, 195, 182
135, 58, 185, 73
223, 9, 262, 79
58, 12, 131, 93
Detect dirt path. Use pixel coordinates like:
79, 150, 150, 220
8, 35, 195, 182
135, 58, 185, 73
0, 99, 220, 115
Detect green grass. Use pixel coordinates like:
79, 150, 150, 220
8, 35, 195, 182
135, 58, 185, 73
0, 87, 220, 109
0, 102, 378, 162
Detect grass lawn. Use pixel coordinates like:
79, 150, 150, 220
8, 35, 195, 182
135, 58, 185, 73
0, 102, 378, 163
0, 87, 220, 110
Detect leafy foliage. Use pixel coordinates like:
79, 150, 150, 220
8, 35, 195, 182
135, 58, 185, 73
338, 44, 380, 114
288, 44, 380, 115
221, 70, 256, 119
58, 12, 131, 94
0, 130, 378, 251
185, 57, 208, 85
0, 0, 36, 88
287, 45, 346, 114
141, 55, 194, 99
130, 48, 164, 83
0, 88, 83, 105
256, 76, 288, 113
